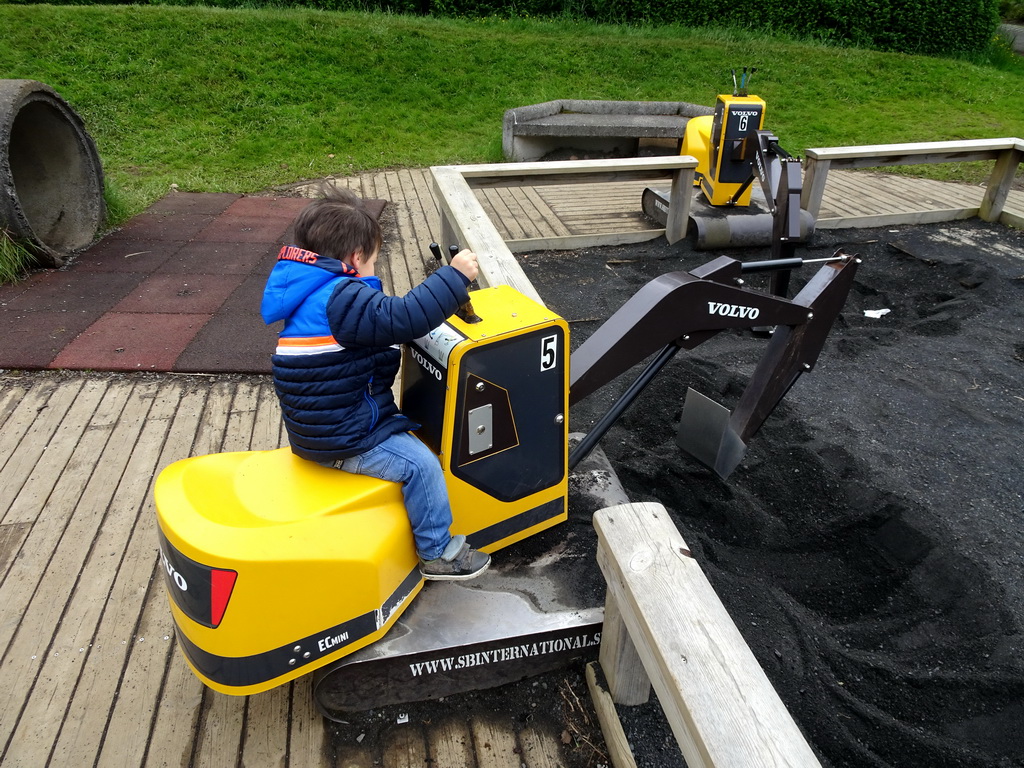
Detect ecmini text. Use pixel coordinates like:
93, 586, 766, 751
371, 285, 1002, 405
318, 631, 351, 653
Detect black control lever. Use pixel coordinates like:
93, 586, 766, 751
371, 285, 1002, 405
429, 242, 481, 324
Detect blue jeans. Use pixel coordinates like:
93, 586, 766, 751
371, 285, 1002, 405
335, 432, 453, 560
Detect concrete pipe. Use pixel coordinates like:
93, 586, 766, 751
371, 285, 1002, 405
0, 79, 105, 268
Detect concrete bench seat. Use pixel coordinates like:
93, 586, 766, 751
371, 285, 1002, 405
503, 99, 712, 161
515, 113, 694, 138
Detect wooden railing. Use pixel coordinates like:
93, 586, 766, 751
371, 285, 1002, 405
429, 160, 822, 768
430, 156, 697, 305
802, 137, 1024, 228
592, 502, 821, 768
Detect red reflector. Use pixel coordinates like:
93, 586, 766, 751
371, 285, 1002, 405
210, 569, 237, 627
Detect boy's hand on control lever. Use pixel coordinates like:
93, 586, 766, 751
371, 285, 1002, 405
450, 249, 479, 283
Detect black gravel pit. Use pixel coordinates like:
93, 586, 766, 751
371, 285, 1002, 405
329, 217, 1023, 768
517, 218, 1024, 768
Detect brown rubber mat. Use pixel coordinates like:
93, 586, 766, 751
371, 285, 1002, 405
0, 192, 386, 373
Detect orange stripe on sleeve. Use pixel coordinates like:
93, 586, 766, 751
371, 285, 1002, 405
277, 336, 339, 347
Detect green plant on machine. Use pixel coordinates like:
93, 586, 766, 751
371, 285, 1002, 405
0, 230, 35, 284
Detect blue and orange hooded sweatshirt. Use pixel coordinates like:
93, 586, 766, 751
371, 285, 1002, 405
261, 245, 470, 463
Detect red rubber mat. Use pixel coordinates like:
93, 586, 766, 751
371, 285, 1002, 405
0, 193, 386, 373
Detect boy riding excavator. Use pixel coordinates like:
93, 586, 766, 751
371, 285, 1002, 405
154, 73, 859, 702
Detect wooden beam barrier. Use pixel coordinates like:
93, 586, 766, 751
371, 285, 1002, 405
801, 137, 1024, 226
981, 139, 1024, 225
594, 502, 821, 768
430, 164, 543, 303
430, 157, 697, 304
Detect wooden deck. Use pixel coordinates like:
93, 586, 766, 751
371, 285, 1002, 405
0, 372, 580, 768
2, 163, 1021, 767
812, 169, 1024, 228
303, 166, 1024, 286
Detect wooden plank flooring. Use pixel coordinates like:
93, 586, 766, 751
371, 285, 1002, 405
2, 163, 1021, 767
0, 370, 584, 768
308, 166, 1023, 252
297, 166, 1024, 263
813, 169, 1016, 228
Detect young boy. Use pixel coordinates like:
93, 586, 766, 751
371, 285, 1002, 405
261, 189, 490, 580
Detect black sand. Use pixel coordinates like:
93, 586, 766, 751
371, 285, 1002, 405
331, 217, 1023, 767
513, 218, 1024, 767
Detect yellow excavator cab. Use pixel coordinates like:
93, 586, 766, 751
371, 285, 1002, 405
682, 93, 766, 206
155, 285, 570, 695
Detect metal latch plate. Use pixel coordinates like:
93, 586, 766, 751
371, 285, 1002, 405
468, 405, 493, 455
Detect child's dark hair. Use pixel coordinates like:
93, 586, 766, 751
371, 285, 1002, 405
292, 188, 382, 262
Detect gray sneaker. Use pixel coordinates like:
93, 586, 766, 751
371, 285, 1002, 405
419, 535, 490, 581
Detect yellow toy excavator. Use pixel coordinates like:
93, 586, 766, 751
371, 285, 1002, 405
156, 284, 570, 696
683, 67, 767, 207
643, 67, 814, 255
155, 224, 859, 710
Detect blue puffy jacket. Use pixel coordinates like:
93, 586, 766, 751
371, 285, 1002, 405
261, 245, 470, 463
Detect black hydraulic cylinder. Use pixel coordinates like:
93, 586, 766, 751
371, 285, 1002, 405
741, 257, 804, 273
568, 343, 681, 471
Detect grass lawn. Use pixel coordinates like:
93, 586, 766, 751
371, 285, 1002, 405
1, 5, 1022, 222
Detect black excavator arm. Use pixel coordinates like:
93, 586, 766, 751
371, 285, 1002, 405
567, 251, 859, 478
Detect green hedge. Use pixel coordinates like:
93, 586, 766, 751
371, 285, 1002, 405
10, 0, 1003, 56
567, 0, 1002, 55
1001, 0, 1024, 22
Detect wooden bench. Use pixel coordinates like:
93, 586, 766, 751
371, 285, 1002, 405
430, 156, 698, 305
592, 502, 821, 768
503, 100, 713, 162
802, 137, 1024, 228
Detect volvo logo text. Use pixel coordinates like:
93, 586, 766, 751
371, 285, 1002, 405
160, 548, 189, 592
708, 301, 760, 320
410, 348, 443, 380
